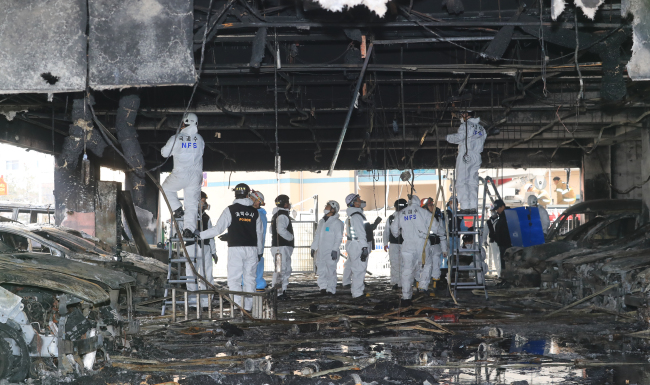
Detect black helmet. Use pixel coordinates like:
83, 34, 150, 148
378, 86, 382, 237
275, 194, 290, 208
234, 183, 250, 198
394, 199, 408, 211
201, 191, 208, 200
462, 227, 475, 243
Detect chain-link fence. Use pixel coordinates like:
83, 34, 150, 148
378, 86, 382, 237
262, 220, 316, 273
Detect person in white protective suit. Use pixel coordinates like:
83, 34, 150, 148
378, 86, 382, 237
527, 195, 550, 235
446, 115, 487, 213
195, 183, 263, 312
417, 198, 448, 296
344, 193, 382, 299
186, 191, 217, 307
311, 200, 344, 295
270, 194, 294, 300
390, 195, 430, 307
383, 199, 408, 291
161, 113, 205, 239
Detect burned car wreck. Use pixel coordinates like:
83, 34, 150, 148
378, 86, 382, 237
504, 199, 642, 287
0, 219, 174, 382
0, 253, 135, 382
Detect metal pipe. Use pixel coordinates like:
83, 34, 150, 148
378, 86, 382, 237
184, 292, 188, 321
172, 289, 176, 323
328, 43, 374, 176
206, 21, 620, 31
373, 35, 536, 45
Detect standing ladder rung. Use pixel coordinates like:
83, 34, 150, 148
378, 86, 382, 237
168, 237, 200, 242
163, 221, 206, 316
451, 284, 487, 289
453, 266, 484, 271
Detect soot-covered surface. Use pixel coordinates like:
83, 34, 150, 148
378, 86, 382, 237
34, 275, 650, 385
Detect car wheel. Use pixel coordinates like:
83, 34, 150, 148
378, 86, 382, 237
0, 322, 31, 382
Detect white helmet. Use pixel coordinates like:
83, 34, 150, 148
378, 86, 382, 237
345, 193, 359, 207
326, 200, 340, 213
527, 195, 538, 206
183, 113, 198, 126
250, 190, 265, 206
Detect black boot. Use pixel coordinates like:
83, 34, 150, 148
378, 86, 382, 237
400, 298, 412, 307
320, 289, 327, 296
392, 284, 399, 291
182, 229, 195, 239
173, 207, 184, 218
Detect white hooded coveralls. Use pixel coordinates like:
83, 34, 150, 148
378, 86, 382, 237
186, 215, 216, 307
161, 124, 205, 232
418, 210, 448, 289
390, 196, 429, 300
311, 213, 344, 294
199, 198, 263, 311
345, 207, 371, 298
383, 212, 402, 286
537, 205, 550, 234
446, 118, 487, 210
270, 207, 294, 293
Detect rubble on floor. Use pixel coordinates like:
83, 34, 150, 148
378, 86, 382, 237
20, 274, 650, 385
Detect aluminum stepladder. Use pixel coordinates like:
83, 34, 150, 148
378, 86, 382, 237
449, 176, 500, 300
161, 215, 204, 316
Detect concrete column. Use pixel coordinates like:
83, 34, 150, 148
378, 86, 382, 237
54, 154, 100, 233
95, 181, 122, 249
581, 146, 611, 201
641, 128, 650, 223
125, 169, 160, 244
612, 141, 642, 200
54, 97, 104, 233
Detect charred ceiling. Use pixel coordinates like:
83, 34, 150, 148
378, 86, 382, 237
0, 0, 647, 172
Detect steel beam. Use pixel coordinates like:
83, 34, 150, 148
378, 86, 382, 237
328, 43, 373, 176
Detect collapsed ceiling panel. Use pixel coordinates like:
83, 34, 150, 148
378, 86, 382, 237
88, 0, 196, 90
0, 0, 87, 94
551, 0, 605, 20
626, 0, 650, 80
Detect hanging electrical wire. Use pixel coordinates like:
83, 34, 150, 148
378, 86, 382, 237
539, 0, 548, 96
573, 9, 584, 134
274, 29, 280, 174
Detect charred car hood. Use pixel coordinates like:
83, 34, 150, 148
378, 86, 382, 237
0, 252, 134, 290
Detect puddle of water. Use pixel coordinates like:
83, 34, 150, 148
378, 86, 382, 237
438, 364, 584, 384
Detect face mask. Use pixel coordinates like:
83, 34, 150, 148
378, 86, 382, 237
360, 202, 367, 209
202, 203, 210, 211
291, 210, 298, 218
323, 209, 330, 214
